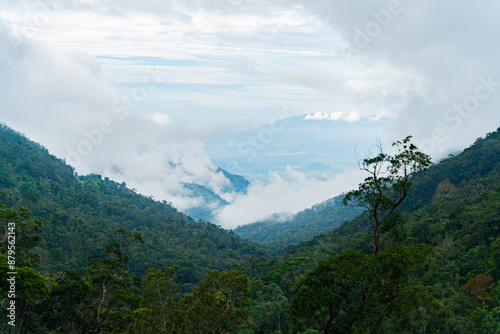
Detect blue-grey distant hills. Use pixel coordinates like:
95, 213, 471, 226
202, 115, 388, 182
182, 166, 250, 222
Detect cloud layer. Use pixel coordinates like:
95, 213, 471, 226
295, 0, 500, 155
0, 21, 232, 213
305, 111, 361, 123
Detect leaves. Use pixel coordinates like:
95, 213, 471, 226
289, 245, 437, 333
344, 136, 432, 253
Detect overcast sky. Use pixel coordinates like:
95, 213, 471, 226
1, 0, 499, 228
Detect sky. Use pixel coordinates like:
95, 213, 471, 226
1, 0, 500, 228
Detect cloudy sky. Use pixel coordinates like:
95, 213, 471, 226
1, 0, 500, 228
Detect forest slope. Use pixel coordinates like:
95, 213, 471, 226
231, 128, 500, 333
0, 124, 267, 289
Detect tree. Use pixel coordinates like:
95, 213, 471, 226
0, 205, 50, 333
343, 136, 432, 254
0, 204, 44, 268
180, 270, 251, 333
141, 267, 180, 333
0, 254, 50, 333
289, 136, 437, 333
246, 281, 288, 333
289, 250, 367, 334
289, 245, 438, 334
85, 229, 143, 334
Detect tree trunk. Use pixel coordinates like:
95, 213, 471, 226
96, 283, 107, 334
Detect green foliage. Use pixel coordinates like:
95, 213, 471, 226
178, 270, 251, 333
0, 257, 51, 333
244, 281, 289, 333
277, 128, 500, 332
289, 250, 367, 333
135, 268, 251, 334
289, 245, 440, 333
0, 254, 49, 303
84, 232, 143, 333
0, 204, 44, 268
141, 267, 180, 332
0, 204, 50, 333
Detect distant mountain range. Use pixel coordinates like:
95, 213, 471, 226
231, 127, 500, 333
281, 127, 500, 260
3, 120, 500, 332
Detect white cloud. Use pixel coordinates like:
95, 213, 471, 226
214, 166, 365, 229
330, 112, 343, 120
304, 111, 361, 123
304, 111, 328, 121
344, 111, 360, 123
150, 112, 170, 125
0, 0, 352, 128
295, 0, 500, 157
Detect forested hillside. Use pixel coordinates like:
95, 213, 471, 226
234, 194, 364, 254
236, 128, 500, 333
0, 124, 267, 287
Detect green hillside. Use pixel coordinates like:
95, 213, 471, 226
234, 194, 364, 254
182, 182, 230, 222
0, 124, 267, 288
236, 128, 500, 333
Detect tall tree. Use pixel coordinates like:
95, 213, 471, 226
289, 250, 367, 333
85, 229, 143, 334
343, 136, 432, 253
